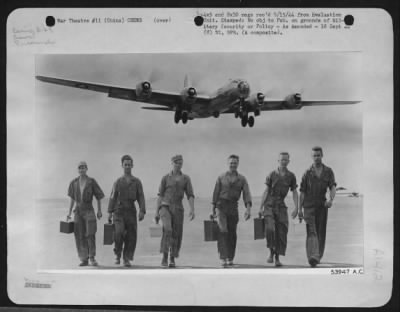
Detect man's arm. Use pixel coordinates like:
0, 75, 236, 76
185, 176, 195, 220
325, 185, 336, 208
211, 177, 221, 216
325, 169, 337, 208
137, 180, 146, 221
96, 199, 102, 219
291, 189, 299, 218
242, 177, 252, 220
67, 198, 75, 220
107, 181, 118, 222
92, 179, 104, 219
156, 176, 166, 218
298, 192, 305, 221
259, 186, 269, 216
298, 171, 308, 221
188, 196, 195, 220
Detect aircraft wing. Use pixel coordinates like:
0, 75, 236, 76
221, 100, 284, 113
257, 100, 361, 111
223, 99, 360, 114
300, 100, 361, 106
35, 75, 211, 107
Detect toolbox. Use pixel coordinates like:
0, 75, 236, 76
254, 217, 265, 240
204, 219, 219, 241
149, 225, 163, 237
103, 223, 115, 245
60, 221, 74, 234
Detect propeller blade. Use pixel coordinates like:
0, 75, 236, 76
148, 68, 163, 84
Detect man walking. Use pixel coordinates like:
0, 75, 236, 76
67, 161, 104, 266
108, 155, 146, 267
299, 146, 336, 267
211, 155, 252, 268
259, 152, 298, 267
156, 155, 195, 268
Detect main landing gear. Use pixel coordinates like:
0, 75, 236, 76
235, 100, 256, 127
174, 110, 189, 124
239, 112, 255, 127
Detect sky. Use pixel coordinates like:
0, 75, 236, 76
35, 52, 362, 199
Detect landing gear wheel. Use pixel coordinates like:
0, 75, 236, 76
248, 116, 255, 127
174, 111, 181, 124
241, 115, 248, 127
181, 111, 188, 124
213, 111, 220, 118
255, 109, 260, 117
234, 111, 239, 118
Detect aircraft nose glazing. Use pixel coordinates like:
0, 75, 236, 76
238, 81, 250, 96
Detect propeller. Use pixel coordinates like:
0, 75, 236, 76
129, 64, 164, 86
256, 92, 265, 104
187, 87, 197, 98
186, 72, 214, 95
147, 68, 163, 84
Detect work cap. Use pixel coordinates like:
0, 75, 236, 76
77, 161, 87, 168
171, 155, 183, 163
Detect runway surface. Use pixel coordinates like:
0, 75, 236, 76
35, 196, 363, 270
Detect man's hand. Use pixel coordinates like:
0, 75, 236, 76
325, 200, 333, 208
66, 214, 72, 221
210, 207, 217, 220
97, 210, 102, 220
258, 207, 264, 218
298, 210, 304, 222
244, 208, 251, 221
138, 211, 145, 221
189, 210, 195, 221
108, 213, 113, 224
291, 208, 298, 219
154, 213, 160, 224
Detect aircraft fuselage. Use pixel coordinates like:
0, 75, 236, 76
188, 79, 250, 118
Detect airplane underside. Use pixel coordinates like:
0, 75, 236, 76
232, 99, 260, 128
173, 105, 259, 127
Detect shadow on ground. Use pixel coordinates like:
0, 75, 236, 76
71, 261, 362, 270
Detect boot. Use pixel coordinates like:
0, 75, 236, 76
169, 255, 176, 268
161, 252, 168, 267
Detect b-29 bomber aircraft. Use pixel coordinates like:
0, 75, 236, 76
36, 75, 360, 128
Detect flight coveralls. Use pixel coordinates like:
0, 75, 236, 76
158, 171, 194, 258
263, 169, 297, 256
212, 172, 252, 260
68, 177, 105, 262
108, 175, 146, 261
300, 164, 336, 263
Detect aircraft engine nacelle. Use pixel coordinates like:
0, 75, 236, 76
248, 92, 265, 115
181, 87, 197, 107
136, 81, 152, 100
283, 93, 302, 109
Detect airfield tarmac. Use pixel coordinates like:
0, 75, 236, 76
35, 196, 363, 270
